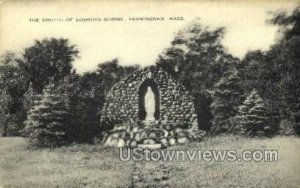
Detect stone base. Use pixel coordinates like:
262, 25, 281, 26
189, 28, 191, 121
102, 120, 206, 148
138, 144, 162, 149
142, 120, 157, 126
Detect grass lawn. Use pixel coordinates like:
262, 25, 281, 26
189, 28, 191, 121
164, 136, 300, 187
0, 138, 134, 188
0, 136, 299, 187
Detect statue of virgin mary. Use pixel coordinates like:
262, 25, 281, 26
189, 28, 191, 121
144, 86, 155, 121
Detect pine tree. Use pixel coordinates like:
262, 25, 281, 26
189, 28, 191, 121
235, 90, 269, 137
210, 73, 242, 134
23, 83, 72, 147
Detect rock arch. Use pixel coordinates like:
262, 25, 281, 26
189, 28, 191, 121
100, 66, 198, 129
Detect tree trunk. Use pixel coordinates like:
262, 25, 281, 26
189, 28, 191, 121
2, 115, 8, 136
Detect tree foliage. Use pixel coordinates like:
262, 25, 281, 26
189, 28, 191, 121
0, 52, 28, 135
81, 59, 140, 136
23, 82, 72, 147
0, 52, 28, 114
270, 6, 300, 40
157, 22, 240, 130
210, 72, 243, 134
158, 22, 238, 92
267, 6, 300, 135
0, 38, 79, 136
235, 90, 269, 137
17, 38, 79, 93
236, 6, 300, 136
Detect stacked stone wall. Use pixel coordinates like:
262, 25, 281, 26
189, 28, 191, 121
100, 66, 198, 129
103, 121, 206, 148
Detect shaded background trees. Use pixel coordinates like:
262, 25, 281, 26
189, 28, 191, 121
268, 6, 300, 135
22, 56, 139, 146
156, 22, 241, 132
239, 6, 300, 135
0, 52, 28, 135
0, 37, 139, 146
75, 59, 139, 143
0, 39, 79, 137
17, 38, 79, 93
156, 5, 300, 136
210, 73, 242, 134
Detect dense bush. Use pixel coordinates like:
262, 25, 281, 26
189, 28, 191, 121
278, 119, 296, 136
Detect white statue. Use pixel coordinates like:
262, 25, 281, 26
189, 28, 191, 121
144, 86, 155, 121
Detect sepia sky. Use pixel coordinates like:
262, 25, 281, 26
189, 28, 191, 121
0, 0, 298, 73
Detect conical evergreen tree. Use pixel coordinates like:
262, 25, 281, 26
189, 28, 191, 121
235, 90, 269, 137
210, 73, 242, 134
23, 82, 72, 147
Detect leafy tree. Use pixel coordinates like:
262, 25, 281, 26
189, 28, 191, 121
17, 38, 79, 93
235, 90, 270, 137
238, 50, 268, 93
0, 52, 28, 135
236, 6, 300, 136
77, 59, 139, 141
0, 38, 79, 135
95, 59, 140, 96
22, 58, 139, 145
0, 52, 28, 113
0, 89, 11, 136
158, 22, 237, 92
157, 22, 239, 130
270, 6, 300, 41
60, 72, 100, 143
266, 6, 300, 135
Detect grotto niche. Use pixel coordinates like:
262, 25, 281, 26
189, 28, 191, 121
138, 79, 160, 121
100, 66, 204, 148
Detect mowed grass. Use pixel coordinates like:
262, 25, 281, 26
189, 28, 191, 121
0, 138, 134, 188
0, 136, 300, 188
163, 136, 300, 187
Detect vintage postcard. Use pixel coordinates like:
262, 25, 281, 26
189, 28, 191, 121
0, 0, 299, 187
